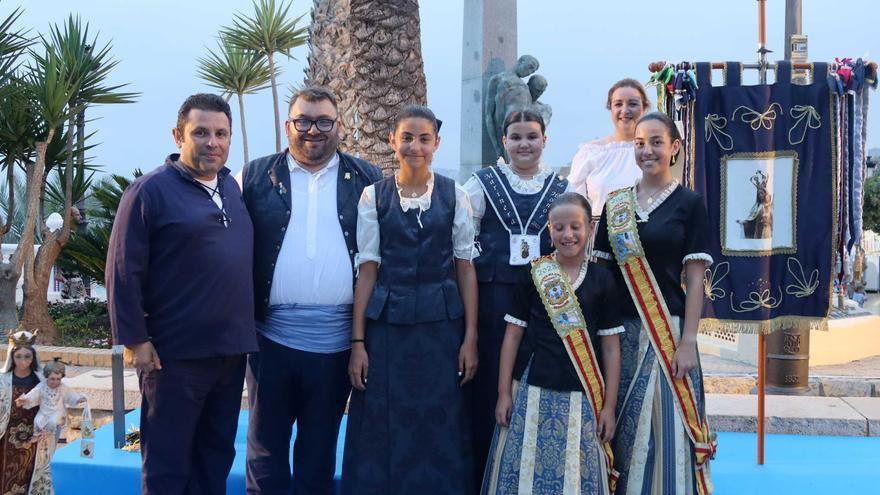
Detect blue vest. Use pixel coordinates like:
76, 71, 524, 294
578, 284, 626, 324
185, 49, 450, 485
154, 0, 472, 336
241, 151, 382, 322
365, 173, 465, 325
473, 167, 567, 283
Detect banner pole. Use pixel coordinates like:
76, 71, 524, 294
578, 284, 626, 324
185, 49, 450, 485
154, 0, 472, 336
756, 0, 768, 467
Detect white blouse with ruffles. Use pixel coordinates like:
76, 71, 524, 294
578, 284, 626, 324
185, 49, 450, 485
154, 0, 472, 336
568, 139, 641, 216
356, 172, 475, 267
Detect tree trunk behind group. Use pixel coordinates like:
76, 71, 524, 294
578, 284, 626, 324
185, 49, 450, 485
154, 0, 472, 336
237, 92, 250, 164
1, 134, 54, 335
0, 156, 19, 332
305, 0, 356, 153
21, 119, 77, 343
20, 228, 61, 342
307, 0, 428, 175
350, 0, 427, 175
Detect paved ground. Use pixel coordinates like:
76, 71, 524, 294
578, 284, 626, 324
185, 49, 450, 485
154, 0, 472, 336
701, 353, 880, 378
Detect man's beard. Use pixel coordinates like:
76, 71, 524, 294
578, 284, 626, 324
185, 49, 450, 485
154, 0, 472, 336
291, 134, 338, 165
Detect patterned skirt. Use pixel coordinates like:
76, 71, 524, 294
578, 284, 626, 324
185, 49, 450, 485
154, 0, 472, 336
612, 317, 713, 495
480, 371, 610, 495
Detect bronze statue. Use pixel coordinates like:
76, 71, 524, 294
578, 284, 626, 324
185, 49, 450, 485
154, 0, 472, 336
484, 55, 552, 164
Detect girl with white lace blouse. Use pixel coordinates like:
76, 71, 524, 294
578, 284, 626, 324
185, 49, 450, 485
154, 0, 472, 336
462, 110, 570, 486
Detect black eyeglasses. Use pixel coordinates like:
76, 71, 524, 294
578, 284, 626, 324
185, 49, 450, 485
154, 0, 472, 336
289, 118, 336, 133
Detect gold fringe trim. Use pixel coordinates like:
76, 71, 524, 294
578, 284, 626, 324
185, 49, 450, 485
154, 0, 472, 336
699, 316, 829, 335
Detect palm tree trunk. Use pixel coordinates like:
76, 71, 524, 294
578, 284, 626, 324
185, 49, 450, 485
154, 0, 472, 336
306, 0, 356, 154
351, 0, 428, 175
237, 92, 250, 165
268, 52, 282, 152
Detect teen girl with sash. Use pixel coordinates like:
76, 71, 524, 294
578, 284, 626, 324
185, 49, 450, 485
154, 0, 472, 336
482, 192, 622, 495
593, 113, 715, 495
342, 105, 478, 495
463, 110, 568, 481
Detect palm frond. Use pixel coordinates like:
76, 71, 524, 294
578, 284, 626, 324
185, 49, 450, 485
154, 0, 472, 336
221, 0, 308, 58
197, 39, 272, 97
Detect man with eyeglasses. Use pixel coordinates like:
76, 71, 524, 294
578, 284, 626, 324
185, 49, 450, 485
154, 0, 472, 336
238, 87, 381, 495
107, 93, 257, 494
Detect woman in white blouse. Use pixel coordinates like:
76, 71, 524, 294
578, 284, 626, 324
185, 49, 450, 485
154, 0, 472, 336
462, 109, 568, 487
568, 78, 650, 220
341, 105, 478, 495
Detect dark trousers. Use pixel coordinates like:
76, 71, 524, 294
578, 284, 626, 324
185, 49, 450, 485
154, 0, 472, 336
139, 355, 246, 495
246, 334, 351, 495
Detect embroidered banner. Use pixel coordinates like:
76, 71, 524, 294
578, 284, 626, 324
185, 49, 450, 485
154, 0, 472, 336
690, 61, 835, 334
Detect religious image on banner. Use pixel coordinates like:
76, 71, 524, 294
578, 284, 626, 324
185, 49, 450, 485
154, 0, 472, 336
721, 152, 796, 254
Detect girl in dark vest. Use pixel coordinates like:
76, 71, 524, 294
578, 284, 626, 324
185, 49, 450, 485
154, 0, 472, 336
481, 193, 622, 495
342, 105, 479, 495
462, 110, 568, 481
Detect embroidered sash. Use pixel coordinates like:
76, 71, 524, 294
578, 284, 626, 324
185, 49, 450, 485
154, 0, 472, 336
531, 255, 618, 493
604, 188, 714, 495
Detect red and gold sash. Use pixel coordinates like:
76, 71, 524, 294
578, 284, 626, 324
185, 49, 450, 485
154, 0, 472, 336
531, 254, 618, 493
604, 188, 714, 495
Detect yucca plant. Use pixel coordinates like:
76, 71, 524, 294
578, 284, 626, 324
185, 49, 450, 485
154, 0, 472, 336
221, 0, 308, 152
56, 170, 142, 286
197, 38, 271, 166
19, 16, 137, 342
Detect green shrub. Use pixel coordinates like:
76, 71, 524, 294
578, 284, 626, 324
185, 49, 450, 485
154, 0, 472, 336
47, 299, 111, 348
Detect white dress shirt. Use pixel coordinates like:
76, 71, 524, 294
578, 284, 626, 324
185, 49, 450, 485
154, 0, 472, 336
267, 153, 354, 305
356, 172, 475, 266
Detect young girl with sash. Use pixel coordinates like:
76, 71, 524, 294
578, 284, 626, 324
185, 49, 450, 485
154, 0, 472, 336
481, 192, 622, 495
462, 110, 568, 480
593, 112, 715, 495
342, 105, 479, 495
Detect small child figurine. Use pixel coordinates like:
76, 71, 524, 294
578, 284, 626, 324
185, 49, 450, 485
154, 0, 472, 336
15, 359, 87, 440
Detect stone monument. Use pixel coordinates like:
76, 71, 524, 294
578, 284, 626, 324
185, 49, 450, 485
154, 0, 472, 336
459, 0, 517, 181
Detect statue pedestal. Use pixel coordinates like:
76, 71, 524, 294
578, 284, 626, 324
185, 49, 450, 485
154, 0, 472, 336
459, 0, 517, 182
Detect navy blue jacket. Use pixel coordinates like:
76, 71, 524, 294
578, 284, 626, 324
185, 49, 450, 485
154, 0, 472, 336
106, 155, 258, 360
365, 173, 464, 325
241, 151, 382, 322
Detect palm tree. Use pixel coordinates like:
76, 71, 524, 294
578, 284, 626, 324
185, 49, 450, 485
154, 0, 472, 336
306, 0, 427, 174
197, 39, 272, 166
19, 16, 137, 342
222, 0, 309, 152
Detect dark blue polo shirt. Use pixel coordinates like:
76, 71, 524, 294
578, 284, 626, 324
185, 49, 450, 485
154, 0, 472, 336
106, 154, 257, 360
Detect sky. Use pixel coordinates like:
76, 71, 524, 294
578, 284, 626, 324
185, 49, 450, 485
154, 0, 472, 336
6, 0, 880, 179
